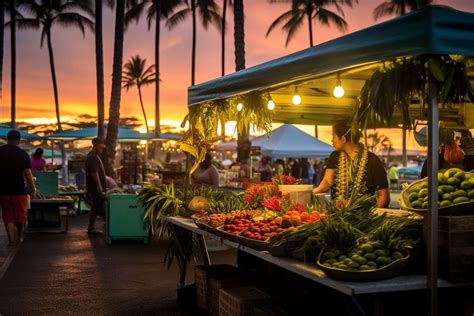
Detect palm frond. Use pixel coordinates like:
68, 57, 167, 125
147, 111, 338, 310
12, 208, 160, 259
196, 0, 221, 30
54, 12, 95, 36
58, 0, 94, 18
373, 2, 398, 20
125, 0, 147, 27
282, 10, 305, 47
265, 9, 296, 37
315, 7, 348, 33
166, 8, 190, 30
13, 18, 41, 30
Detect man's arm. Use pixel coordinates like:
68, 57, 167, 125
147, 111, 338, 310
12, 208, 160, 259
24, 169, 37, 198
92, 172, 104, 193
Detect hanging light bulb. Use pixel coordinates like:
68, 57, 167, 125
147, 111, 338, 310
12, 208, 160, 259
333, 74, 345, 98
267, 99, 275, 110
292, 87, 301, 105
267, 93, 275, 110
237, 102, 243, 112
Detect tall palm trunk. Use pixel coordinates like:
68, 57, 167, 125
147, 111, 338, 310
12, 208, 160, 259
105, 0, 126, 176
0, 1, 4, 107
96, 0, 105, 139
46, 29, 61, 131
233, 0, 249, 163
306, 7, 313, 47
10, 0, 16, 129
191, 0, 196, 85
154, 2, 160, 135
221, 0, 227, 76
401, 0, 406, 15
137, 84, 149, 132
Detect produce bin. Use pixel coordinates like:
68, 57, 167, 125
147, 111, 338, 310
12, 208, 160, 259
106, 194, 149, 244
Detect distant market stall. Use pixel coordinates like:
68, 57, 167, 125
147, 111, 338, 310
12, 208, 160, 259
215, 124, 333, 158
162, 6, 474, 315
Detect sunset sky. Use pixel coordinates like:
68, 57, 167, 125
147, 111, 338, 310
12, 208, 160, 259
1, 0, 473, 147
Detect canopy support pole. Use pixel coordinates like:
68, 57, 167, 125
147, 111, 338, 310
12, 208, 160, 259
402, 127, 407, 167
427, 74, 439, 316
314, 125, 318, 138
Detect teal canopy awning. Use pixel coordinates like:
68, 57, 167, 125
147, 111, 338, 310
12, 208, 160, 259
188, 6, 474, 125
0, 127, 43, 140
49, 127, 181, 141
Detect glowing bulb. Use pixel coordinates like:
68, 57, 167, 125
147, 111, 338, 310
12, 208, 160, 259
333, 85, 345, 98
237, 102, 243, 112
292, 94, 301, 105
267, 100, 275, 110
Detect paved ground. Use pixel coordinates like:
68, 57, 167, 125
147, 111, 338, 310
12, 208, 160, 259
0, 214, 235, 315
0, 211, 21, 279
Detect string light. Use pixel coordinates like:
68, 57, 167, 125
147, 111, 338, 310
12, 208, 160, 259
237, 102, 244, 112
292, 86, 301, 105
267, 93, 275, 110
333, 74, 345, 98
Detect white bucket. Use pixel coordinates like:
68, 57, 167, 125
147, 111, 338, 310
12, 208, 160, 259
278, 185, 314, 206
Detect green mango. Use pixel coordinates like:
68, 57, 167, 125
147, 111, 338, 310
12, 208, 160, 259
440, 200, 453, 208
409, 192, 419, 202
420, 182, 429, 190
422, 201, 429, 209
360, 243, 374, 253
438, 173, 447, 185
468, 189, 474, 199
445, 168, 463, 178
437, 188, 444, 196
374, 249, 390, 257
460, 180, 472, 190
442, 193, 453, 201
453, 190, 467, 198
447, 177, 461, 186
371, 241, 384, 249
455, 171, 466, 181
376, 256, 393, 266
453, 196, 470, 204
419, 188, 428, 198
392, 251, 405, 260
469, 178, 474, 186
367, 261, 377, 267
439, 185, 455, 193
364, 253, 377, 261
411, 201, 423, 209
359, 265, 373, 271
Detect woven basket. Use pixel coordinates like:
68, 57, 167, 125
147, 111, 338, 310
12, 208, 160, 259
400, 174, 474, 215
210, 276, 250, 316
219, 287, 271, 316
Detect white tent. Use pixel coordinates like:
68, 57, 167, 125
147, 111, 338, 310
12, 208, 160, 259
215, 124, 333, 158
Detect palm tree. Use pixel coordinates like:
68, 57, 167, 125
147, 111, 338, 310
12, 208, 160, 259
18, 0, 94, 131
0, 2, 5, 122
9, 0, 17, 129
221, 0, 231, 76
373, 0, 432, 20
96, 0, 115, 139
125, 0, 182, 136
122, 55, 156, 133
105, 0, 126, 176
266, 0, 353, 47
167, 0, 221, 86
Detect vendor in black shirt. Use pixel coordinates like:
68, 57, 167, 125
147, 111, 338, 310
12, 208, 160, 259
313, 121, 390, 208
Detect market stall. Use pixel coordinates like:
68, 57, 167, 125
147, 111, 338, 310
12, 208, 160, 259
156, 6, 474, 315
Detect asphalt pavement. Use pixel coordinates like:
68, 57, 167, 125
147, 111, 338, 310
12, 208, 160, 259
0, 214, 235, 315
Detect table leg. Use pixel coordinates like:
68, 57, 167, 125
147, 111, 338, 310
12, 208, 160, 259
65, 205, 69, 233
196, 233, 211, 266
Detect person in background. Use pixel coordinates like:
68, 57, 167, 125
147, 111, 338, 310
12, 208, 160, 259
85, 138, 107, 235
192, 152, 220, 188
389, 163, 399, 190
259, 156, 274, 182
300, 158, 311, 184
31, 148, 46, 172
274, 159, 285, 175
461, 130, 474, 171
290, 158, 301, 178
284, 158, 294, 175
0, 130, 37, 245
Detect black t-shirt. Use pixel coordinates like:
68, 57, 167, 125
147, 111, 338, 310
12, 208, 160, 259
0, 144, 31, 196
326, 150, 388, 196
85, 151, 107, 193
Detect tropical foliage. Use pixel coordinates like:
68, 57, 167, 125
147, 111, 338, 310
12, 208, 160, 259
373, 0, 432, 20
122, 55, 156, 132
180, 92, 273, 176
353, 56, 474, 135
266, 0, 354, 47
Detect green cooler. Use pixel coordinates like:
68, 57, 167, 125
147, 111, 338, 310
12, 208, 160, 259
107, 194, 149, 244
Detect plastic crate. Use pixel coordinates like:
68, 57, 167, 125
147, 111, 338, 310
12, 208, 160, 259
219, 287, 271, 316
210, 276, 249, 316
194, 265, 237, 311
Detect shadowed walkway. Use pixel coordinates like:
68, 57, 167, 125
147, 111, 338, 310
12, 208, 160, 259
0, 215, 235, 315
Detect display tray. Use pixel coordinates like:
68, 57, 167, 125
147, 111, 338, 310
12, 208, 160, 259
194, 218, 219, 234
400, 176, 474, 216
215, 226, 245, 243
234, 234, 271, 251
316, 251, 410, 282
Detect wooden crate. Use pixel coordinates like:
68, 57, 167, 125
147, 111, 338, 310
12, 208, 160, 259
219, 287, 271, 316
210, 276, 250, 316
425, 215, 474, 283
195, 265, 238, 310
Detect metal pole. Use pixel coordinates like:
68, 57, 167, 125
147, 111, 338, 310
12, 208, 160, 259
314, 125, 319, 138
427, 75, 439, 316
402, 127, 407, 167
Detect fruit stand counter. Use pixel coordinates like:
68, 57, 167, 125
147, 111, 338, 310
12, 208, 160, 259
164, 216, 466, 296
